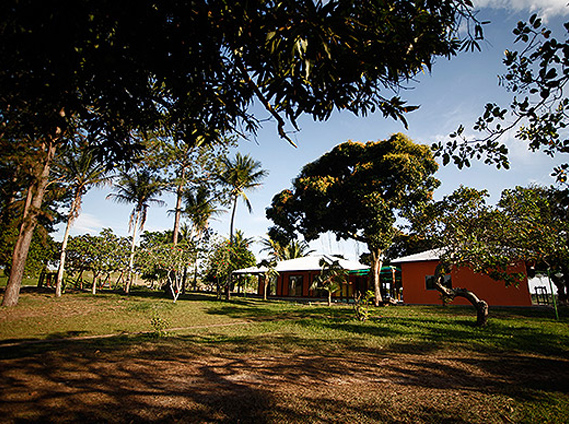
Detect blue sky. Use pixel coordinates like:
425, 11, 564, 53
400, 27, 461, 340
61, 1, 569, 260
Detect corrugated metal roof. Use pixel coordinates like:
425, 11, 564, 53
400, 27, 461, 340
390, 248, 442, 264
233, 254, 369, 274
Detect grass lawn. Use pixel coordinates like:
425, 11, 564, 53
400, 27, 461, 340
1, 290, 568, 423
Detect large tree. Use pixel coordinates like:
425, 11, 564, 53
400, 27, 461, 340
407, 186, 511, 326
498, 185, 569, 305
53, 145, 110, 297
267, 133, 440, 306
1, 0, 482, 305
404, 185, 569, 326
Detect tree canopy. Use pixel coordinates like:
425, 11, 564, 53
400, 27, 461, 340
267, 133, 439, 305
0, 0, 482, 306
433, 16, 569, 181
1, 0, 482, 153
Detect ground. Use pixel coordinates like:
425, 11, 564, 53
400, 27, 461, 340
0, 291, 567, 423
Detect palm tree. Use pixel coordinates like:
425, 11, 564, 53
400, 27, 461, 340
311, 258, 348, 306
184, 185, 225, 241
183, 185, 225, 290
218, 153, 267, 299
54, 146, 110, 297
107, 169, 165, 293
218, 153, 268, 243
260, 236, 315, 262
257, 258, 279, 301
282, 239, 315, 260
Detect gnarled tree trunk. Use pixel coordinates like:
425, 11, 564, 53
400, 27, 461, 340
435, 264, 489, 327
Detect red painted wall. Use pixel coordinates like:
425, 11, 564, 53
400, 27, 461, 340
258, 270, 363, 299
400, 260, 532, 307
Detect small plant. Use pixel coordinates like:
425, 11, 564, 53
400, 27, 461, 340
149, 310, 169, 337
353, 290, 375, 321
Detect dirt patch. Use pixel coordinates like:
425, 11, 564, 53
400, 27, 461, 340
1, 338, 567, 423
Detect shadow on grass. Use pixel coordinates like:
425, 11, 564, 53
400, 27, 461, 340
202, 299, 569, 358
0, 332, 567, 423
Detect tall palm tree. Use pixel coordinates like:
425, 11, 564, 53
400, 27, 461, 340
54, 146, 110, 297
107, 169, 165, 293
183, 185, 225, 290
218, 153, 268, 244
218, 153, 267, 300
183, 185, 224, 241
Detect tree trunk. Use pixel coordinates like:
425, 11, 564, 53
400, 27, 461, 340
182, 266, 188, 294
551, 270, 568, 306
126, 210, 140, 294
193, 261, 199, 291
263, 276, 268, 301
225, 197, 238, 301
2, 141, 57, 307
55, 191, 80, 297
172, 168, 186, 245
370, 248, 384, 307
434, 265, 489, 327
328, 290, 332, 307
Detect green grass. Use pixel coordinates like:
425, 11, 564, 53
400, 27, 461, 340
0, 274, 39, 287
1, 290, 567, 355
0, 290, 568, 423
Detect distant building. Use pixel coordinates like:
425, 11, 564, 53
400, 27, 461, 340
390, 249, 532, 307
234, 255, 370, 300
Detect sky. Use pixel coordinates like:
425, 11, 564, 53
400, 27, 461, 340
59, 1, 569, 261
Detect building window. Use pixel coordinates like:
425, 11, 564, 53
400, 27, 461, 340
425, 275, 452, 291
289, 275, 303, 296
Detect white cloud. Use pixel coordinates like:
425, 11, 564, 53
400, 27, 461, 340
69, 213, 107, 236
475, 0, 569, 20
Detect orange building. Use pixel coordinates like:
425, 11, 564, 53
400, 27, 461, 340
390, 249, 532, 306
234, 255, 369, 300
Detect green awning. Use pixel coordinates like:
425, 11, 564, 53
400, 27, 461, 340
348, 266, 400, 276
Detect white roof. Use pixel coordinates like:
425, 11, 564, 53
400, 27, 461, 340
390, 248, 442, 264
233, 254, 369, 274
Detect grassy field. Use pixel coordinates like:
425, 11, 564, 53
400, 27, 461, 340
1, 289, 568, 423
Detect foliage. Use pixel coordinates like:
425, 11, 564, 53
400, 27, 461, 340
183, 185, 225, 241
217, 153, 266, 299
267, 133, 439, 304
409, 186, 525, 285
65, 229, 130, 290
149, 310, 170, 338
108, 170, 166, 232
497, 185, 569, 304
217, 152, 268, 235
53, 144, 111, 221
257, 258, 279, 301
204, 232, 257, 295
353, 290, 375, 322
259, 236, 314, 262
311, 258, 348, 306
107, 169, 166, 293
0, 0, 482, 305
143, 135, 233, 245
137, 231, 196, 302
433, 16, 569, 180
53, 143, 111, 295
0, 0, 483, 159
0, 219, 59, 278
